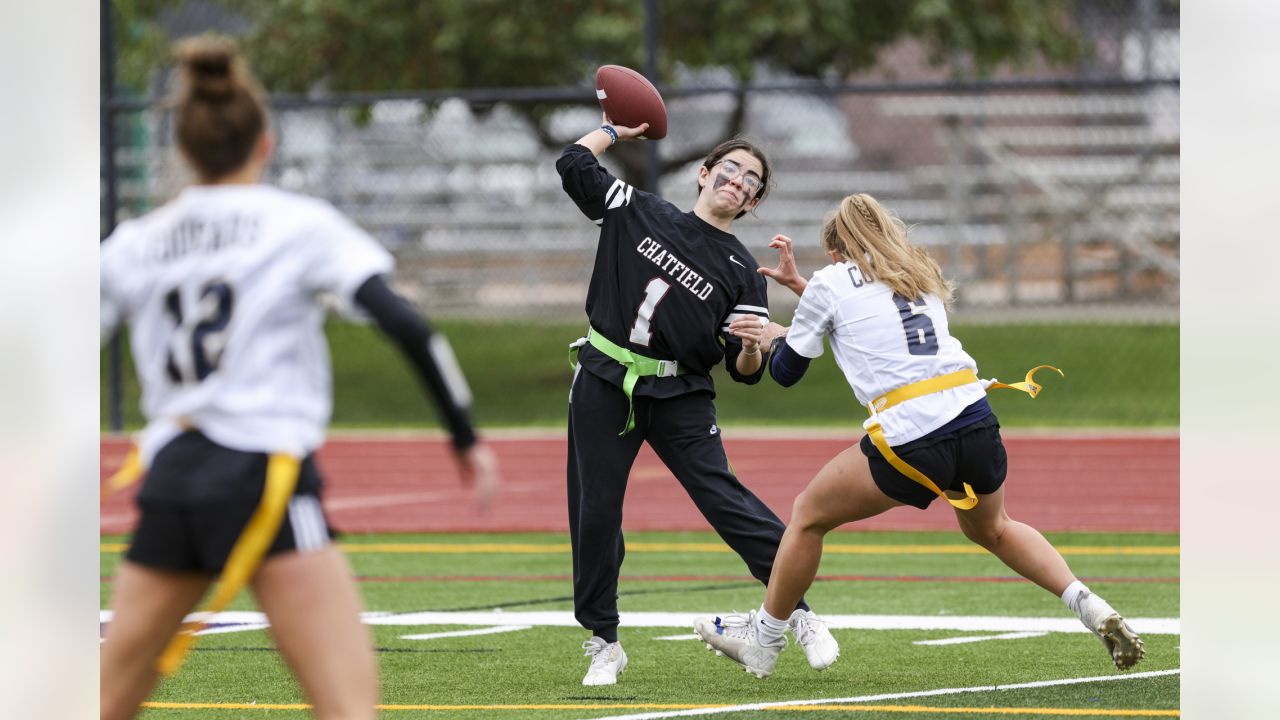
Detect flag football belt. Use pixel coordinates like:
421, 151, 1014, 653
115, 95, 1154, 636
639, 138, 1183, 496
102, 444, 145, 503
100, 416, 199, 503
101, 429, 301, 676
864, 365, 1063, 511
156, 452, 301, 675
569, 327, 689, 436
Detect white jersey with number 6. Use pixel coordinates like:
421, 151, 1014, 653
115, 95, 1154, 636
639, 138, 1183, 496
100, 184, 393, 463
784, 261, 985, 445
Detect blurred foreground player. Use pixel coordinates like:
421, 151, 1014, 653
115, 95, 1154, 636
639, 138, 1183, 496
99, 35, 498, 720
695, 193, 1143, 678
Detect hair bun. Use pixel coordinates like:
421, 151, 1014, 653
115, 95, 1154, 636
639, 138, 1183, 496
188, 53, 231, 76
176, 35, 239, 101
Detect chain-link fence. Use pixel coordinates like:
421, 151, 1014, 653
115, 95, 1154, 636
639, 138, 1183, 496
102, 0, 1179, 426
107, 84, 1179, 318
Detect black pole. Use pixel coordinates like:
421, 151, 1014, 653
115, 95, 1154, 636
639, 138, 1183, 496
643, 0, 660, 194
102, 0, 124, 432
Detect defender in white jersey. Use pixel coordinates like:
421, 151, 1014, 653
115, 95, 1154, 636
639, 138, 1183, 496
695, 193, 1143, 678
99, 37, 498, 720
786, 257, 987, 447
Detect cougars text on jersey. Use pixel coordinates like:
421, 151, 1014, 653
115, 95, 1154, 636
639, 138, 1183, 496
147, 214, 261, 263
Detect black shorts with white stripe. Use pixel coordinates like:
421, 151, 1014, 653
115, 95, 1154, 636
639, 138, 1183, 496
126, 431, 334, 575
860, 412, 1007, 510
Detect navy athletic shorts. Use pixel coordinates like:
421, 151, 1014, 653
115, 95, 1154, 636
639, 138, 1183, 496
125, 431, 334, 574
860, 413, 1007, 510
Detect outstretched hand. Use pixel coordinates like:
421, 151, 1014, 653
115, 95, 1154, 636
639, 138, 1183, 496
456, 442, 500, 512
757, 234, 806, 296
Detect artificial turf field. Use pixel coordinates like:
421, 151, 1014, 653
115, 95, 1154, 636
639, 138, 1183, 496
100, 530, 1180, 719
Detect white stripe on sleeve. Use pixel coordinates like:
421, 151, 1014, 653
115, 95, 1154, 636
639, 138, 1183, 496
721, 309, 770, 333
429, 335, 473, 407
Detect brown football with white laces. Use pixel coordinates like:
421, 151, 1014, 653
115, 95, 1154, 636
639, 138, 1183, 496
595, 65, 667, 139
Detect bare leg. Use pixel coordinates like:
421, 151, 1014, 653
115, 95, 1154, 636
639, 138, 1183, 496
251, 547, 378, 720
952, 485, 1076, 595
100, 562, 211, 720
763, 446, 901, 619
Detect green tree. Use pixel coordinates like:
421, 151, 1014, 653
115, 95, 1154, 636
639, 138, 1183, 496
111, 0, 1083, 179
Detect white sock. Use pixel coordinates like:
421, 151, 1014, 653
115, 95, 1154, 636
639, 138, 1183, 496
1060, 580, 1090, 615
755, 606, 789, 645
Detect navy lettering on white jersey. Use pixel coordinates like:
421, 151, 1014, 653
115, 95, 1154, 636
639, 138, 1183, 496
100, 184, 393, 463
892, 293, 939, 356
785, 261, 983, 444
847, 263, 869, 288
163, 280, 235, 383
148, 214, 260, 263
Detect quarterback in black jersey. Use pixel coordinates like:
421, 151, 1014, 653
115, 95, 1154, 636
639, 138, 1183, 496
556, 118, 838, 686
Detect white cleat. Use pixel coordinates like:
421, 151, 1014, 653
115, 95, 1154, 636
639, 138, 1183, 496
1078, 592, 1145, 670
789, 609, 840, 671
693, 612, 786, 679
581, 636, 628, 686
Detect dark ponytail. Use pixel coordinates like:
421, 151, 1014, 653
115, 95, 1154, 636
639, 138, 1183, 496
171, 35, 267, 181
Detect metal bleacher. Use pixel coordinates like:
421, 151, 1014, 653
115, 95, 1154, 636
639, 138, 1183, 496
372, 89, 1177, 318
110, 87, 1178, 320
873, 92, 1179, 310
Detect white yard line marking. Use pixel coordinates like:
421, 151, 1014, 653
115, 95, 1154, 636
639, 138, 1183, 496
400, 625, 532, 641
362, 611, 1181, 636
913, 631, 1049, 646
100, 610, 1181, 636
99, 611, 272, 638
574, 669, 1181, 720
653, 633, 700, 641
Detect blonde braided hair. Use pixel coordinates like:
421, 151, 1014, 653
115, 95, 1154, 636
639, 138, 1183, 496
851, 194, 881, 231
820, 193, 954, 305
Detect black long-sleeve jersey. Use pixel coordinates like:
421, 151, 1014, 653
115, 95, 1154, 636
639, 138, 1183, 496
354, 275, 477, 452
557, 143, 770, 399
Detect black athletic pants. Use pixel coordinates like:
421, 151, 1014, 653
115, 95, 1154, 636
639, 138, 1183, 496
567, 367, 807, 643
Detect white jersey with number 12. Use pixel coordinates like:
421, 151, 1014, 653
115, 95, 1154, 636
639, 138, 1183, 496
100, 184, 393, 463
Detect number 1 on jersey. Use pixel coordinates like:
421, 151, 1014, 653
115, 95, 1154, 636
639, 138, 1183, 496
629, 278, 671, 346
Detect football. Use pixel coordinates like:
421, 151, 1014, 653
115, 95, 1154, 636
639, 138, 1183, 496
595, 65, 668, 139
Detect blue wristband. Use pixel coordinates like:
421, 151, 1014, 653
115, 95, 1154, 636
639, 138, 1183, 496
599, 124, 619, 145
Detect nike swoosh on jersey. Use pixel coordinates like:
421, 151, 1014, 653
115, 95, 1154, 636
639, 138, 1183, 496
729, 255, 746, 268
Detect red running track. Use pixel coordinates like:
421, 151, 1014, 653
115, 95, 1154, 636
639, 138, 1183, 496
100, 430, 1178, 535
